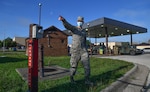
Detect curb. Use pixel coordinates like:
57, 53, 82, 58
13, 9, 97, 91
101, 64, 138, 92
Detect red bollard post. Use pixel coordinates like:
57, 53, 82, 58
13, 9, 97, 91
28, 39, 38, 92
28, 24, 43, 92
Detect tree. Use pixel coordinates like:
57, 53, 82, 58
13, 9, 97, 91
11, 41, 17, 47
4, 37, 12, 48
148, 39, 150, 44
3, 37, 17, 48
0, 40, 2, 47
86, 40, 91, 47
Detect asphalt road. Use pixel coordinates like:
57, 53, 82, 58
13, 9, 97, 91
100, 54, 150, 68
100, 54, 150, 92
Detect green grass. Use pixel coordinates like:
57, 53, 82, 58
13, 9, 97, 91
0, 52, 134, 92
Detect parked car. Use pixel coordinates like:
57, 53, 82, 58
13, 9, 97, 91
143, 48, 150, 54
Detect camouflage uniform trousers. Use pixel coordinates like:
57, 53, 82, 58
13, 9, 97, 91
70, 49, 90, 78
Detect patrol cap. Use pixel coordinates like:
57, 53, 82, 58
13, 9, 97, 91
77, 16, 84, 22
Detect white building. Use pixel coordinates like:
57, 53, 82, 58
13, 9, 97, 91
13, 37, 26, 46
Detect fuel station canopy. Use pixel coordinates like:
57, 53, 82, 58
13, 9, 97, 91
63, 17, 147, 54
82, 17, 147, 38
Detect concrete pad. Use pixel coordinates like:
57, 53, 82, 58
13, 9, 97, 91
16, 65, 70, 81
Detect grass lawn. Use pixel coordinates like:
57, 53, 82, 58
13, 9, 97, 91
0, 52, 134, 92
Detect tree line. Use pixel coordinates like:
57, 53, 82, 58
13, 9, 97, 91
0, 37, 17, 48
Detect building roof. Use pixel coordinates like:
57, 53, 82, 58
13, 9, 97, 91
82, 17, 147, 38
43, 25, 68, 37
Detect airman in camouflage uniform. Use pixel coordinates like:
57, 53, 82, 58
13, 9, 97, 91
59, 16, 92, 85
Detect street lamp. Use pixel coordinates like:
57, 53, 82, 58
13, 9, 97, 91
38, 3, 42, 26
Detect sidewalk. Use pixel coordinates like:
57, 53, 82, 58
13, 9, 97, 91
101, 64, 150, 92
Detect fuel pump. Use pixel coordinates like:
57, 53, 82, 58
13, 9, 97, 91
28, 24, 43, 92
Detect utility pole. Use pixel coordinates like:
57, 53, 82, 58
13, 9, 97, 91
3, 33, 5, 53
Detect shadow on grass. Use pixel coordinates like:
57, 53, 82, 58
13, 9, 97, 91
41, 65, 132, 92
0, 57, 27, 63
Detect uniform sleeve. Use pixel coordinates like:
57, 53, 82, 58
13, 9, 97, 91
62, 19, 77, 33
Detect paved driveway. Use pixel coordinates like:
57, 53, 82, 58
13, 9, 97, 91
100, 54, 150, 68
100, 54, 150, 92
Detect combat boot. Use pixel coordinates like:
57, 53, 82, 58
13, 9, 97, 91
85, 76, 94, 86
70, 76, 76, 84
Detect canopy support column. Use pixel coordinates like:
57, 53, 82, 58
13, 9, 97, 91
130, 33, 133, 46
105, 27, 109, 55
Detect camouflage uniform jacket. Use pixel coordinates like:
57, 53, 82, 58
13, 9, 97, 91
62, 19, 87, 53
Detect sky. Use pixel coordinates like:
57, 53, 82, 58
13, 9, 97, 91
0, 0, 150, 44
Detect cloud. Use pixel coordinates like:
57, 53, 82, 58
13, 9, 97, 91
114, 9, 145, 18
17, 17, 32, 27
50, 11, 54, 15
0, 17, 31, 28
113, 0, 150, 18
113, 9, 150, 27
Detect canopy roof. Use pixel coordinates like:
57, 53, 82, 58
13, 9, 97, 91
82, 17, 147, 38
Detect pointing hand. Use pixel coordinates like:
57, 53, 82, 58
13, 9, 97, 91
58, 16, 64, 21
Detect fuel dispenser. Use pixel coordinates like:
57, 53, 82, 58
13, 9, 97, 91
28, 24, 43, 92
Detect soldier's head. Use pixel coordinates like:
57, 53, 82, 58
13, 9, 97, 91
77, 16, 84, 27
